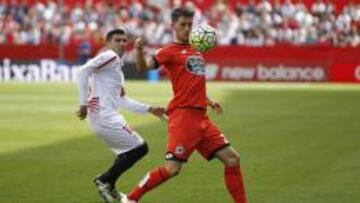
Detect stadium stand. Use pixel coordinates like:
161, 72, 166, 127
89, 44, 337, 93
0, 0, 359, 47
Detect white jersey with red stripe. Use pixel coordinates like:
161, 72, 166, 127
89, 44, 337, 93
77, 49, 124, 114
76, 49, 148, 155
77, 49, 149, 117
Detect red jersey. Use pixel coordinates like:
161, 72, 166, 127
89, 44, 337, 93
154, 43, 207, 112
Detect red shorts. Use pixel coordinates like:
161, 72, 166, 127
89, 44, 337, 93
166, 108, 229, 162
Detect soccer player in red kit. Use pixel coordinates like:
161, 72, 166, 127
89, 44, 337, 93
121, 7, 247, 203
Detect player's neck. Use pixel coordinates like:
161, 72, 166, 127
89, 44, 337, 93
174, 38, 189, 45
107, 46, 124, 57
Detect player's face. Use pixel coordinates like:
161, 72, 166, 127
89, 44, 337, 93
173, 16, 193, 44
109, 34, 128, 56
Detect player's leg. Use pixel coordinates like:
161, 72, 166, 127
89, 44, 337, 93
90, 119, 148, 202
215, 146, 247, 203
124, 160, 182, 202
94, 122, 148, 186
97, 142, 148, 189
124, 137, 193, 202
95, 142, 148, 202
123, 108, 200, 202
197, 119, 247, 203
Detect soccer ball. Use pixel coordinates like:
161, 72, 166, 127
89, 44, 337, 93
190, 25, 217, 52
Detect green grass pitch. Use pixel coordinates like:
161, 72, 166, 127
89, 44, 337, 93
0, 81, 359, 203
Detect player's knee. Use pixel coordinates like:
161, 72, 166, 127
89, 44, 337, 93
164, 162, 182, 177
224, 152, 240, 167
165, 166, 181, 177
138, 142, 149, 157
122, 142, 148, 162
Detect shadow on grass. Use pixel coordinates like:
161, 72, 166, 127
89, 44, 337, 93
0, 90, 247, 203
2, 88, 359, 203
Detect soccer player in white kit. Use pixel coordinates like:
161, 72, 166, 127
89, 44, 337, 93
76, 28, 166, 203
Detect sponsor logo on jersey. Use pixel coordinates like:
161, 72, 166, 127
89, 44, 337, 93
186, 56, 205, 76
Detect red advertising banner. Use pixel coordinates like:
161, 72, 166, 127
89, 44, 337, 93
331, 63, 360, 83
203, 46, 360, 83
1, 45, 360, 83
204, 59, 330, 82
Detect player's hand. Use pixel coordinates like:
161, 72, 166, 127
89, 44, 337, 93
149, 106, 168, 121
76, 105, 88, 120
208, 100, 223, 115
134, 37, 146, 50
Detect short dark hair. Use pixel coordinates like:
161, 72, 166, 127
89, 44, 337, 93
106, 28, 126, 41
171, 7, 194, 23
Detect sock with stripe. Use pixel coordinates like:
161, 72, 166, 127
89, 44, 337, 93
128, 167, 171, 201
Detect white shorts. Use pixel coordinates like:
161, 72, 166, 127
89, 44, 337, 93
88, 113, 144, 155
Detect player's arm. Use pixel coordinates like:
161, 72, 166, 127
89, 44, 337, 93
207, 97, 223, 115
76, 61, 96, 120
76, 52, 116, 119
118, 95, 167, 120
134, 37, 157, 71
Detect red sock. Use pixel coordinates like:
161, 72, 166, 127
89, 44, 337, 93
128, 167, 171, 201
225, 165, 248, 203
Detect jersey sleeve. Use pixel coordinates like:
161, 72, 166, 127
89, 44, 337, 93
118, 96, 150, 114
76, 51, 117, 105
153, 47, 171, 69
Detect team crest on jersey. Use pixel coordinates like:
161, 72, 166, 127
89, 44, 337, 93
175, 145, 185, 155
186, 56, 205, 76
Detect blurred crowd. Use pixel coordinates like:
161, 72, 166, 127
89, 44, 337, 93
0, 0, 359, 47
